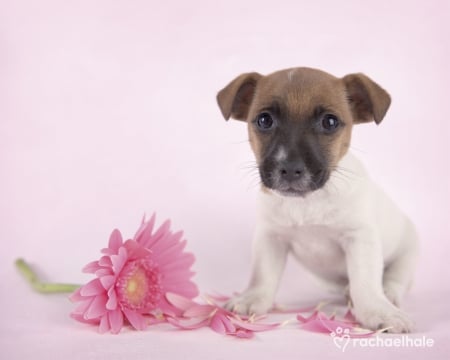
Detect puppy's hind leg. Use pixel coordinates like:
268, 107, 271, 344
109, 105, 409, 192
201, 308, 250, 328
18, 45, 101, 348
383, 223, 419, 307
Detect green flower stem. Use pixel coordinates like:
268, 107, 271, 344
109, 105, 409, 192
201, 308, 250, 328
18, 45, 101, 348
15, 258, 80, 294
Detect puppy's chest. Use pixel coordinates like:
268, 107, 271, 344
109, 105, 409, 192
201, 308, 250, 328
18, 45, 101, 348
270, 195, 343, 228
265, 195, 348, 273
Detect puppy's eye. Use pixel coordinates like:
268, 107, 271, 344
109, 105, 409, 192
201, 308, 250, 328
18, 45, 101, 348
256, 112, 275, 130
321, 114, 340, 132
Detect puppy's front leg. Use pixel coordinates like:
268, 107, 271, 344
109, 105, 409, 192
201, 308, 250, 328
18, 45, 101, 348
345, 230, 414, 333
225, 226, 289, 315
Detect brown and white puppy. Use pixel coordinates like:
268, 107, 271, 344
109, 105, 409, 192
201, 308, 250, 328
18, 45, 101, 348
216, 67, 418, 333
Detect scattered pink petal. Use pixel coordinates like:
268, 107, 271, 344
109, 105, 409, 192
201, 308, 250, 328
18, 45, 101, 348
183, 304, 215, 318
297, 309, 375, 338
165, 292, 198, 312
210, 313, 229, 334
166, 316, 210, 330
230, 317, 279, 332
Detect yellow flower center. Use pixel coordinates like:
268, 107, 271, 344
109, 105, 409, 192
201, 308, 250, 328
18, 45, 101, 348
124, 268, 148, 307
116, 259, 162, 311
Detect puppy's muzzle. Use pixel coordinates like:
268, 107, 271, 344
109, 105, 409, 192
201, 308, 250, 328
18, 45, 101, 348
260, 158, 330, 197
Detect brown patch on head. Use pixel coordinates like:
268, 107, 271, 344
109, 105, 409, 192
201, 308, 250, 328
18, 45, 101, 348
217, 67, 391, 196
246, 68, 355, 167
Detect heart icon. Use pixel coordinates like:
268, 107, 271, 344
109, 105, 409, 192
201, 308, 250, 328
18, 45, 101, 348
333, 334, 350, 352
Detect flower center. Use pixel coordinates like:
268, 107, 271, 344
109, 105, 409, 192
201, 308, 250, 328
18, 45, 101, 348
116, 259, 162, 311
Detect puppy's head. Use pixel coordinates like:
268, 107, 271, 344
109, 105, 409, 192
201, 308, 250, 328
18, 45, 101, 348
217, 67, 391, 197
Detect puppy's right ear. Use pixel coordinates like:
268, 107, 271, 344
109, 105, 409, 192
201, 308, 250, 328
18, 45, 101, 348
216, 72, 262, 121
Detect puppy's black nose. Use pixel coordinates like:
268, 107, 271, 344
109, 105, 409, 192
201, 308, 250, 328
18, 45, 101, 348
279, 161, 305, 182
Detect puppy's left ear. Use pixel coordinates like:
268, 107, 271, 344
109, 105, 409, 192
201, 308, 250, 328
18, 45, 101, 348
342, 73, 391, 125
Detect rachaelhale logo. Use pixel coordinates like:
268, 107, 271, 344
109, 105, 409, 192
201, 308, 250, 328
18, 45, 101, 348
330, 327, 435, 352
330, 327, 351, 352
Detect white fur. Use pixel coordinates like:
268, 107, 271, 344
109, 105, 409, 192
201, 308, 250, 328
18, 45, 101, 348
275, 146, 287, 162
226, 152, 418, 333
287, 69, 297, 82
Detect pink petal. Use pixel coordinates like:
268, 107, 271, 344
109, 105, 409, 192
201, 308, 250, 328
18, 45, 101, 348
95, 268, 113, 277
153, 220, 171, 242
220, 315, 236, 334
134, 213, 156, 245
106, 288, 118, 310
98, 314, 110, 333
298, 318, 330, 333
155, 232, 185, 259
100, 275, 115, 290
85, 294, 108, 319
148, 316, 167, 325
99, 256, 113, 267
108, 308, 124, 334
80, 279, 104, 297
163, 280, 199, 299
71, 313, 99, 325
210, 313, 227, 334
123, 239, 151, 260
122, 308, 147, 331
233, 329, 255, 339
69, 288, 84, 302
109, 229, 123, 252
142, 220, 171, 249
297, 310, 319, 323
344, 309, 357, 322
165, 292, 198, 312
82, 261, 102, 274
183, 304, 215, 318
150, 234, 184, 258
159, 253, 195, 272
231, 317, 279, 332
166, 316, 210, 330
72, 298, 94, 315
111, 247, 128, 274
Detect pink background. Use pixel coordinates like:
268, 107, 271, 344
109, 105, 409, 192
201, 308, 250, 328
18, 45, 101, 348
1, 0, 449, 359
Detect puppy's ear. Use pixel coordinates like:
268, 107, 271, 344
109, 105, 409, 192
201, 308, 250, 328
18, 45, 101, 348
217, 72, 262, 121
342, 73, 391, 125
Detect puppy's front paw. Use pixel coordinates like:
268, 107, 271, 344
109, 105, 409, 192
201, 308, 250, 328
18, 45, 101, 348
353, 299, 414, 333
224, 289, 273, 315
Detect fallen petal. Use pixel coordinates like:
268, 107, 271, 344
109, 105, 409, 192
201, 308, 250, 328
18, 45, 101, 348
231, 317, 280, 332
183, 304, 215, 318
210, 314, 227, 334
165, 292, 198, 312
166, 316, 210, 330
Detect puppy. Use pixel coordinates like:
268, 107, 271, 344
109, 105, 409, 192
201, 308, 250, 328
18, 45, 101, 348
216, 67, 418, 333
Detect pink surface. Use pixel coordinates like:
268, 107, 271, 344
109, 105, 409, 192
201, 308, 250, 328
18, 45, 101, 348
1, 0, 449, 359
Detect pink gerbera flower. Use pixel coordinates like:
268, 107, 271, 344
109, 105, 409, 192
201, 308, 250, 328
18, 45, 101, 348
70, 214, 198, 333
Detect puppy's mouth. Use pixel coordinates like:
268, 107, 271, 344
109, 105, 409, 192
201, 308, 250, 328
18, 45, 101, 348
260, 169, 330, 198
